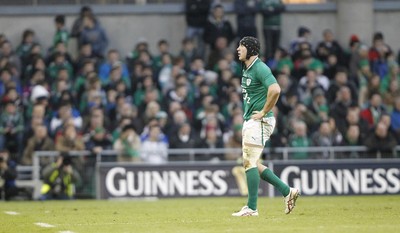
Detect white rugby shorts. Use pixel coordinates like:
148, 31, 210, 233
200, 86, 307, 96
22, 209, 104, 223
242, 117, 276, 146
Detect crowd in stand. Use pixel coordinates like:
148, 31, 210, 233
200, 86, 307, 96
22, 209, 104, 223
0, 2, 399, 173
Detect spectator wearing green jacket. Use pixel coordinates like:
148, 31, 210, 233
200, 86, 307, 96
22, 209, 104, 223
260, 0, 285, 59
53, 15, 69, 48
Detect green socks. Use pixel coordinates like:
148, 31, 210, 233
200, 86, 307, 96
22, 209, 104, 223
246, 167, 260, 211
260, 168, 290, 197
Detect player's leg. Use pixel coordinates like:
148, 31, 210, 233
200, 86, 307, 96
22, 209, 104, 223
232, 143, 263, 217
243, 143, 264, 210
258, 163, 290, 196
232, 120, 264, 217
259, 117, 300, 214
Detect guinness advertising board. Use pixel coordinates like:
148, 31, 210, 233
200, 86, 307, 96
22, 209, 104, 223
273, 160, 400, 196
97, 162, 267, 199
97, 160, 400, 199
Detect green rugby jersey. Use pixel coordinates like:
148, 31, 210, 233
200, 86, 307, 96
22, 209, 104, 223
241, 58, 277, 121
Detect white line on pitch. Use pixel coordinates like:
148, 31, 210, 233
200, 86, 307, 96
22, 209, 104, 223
4, 211, 20, 215
59, 231, 75, 233
34, 222, 55, 228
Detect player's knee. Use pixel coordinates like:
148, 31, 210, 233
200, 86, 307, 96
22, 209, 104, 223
242, 144, 263, 170
243, 158, 252, 170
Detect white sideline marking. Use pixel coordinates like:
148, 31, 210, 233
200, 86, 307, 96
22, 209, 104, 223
4, 211, 20, 215
59, 231, 75, 233
34, 222, 55, 228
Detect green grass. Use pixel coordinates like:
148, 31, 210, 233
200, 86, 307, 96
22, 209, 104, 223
1, 195, 399, 233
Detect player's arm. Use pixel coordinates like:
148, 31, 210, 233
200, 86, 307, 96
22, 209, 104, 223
251, 83, 281, 120
260, 83, 281, 115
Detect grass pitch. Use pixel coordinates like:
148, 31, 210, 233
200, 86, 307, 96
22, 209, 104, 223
1, 195, 399, 233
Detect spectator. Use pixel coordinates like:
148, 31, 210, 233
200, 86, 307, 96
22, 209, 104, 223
71, 6, 99, 38
50, 101, 82, 135
98, 49, 129, 84
40, 155, 81, 200
165, 108, 187, 136
206, 36, 230, 70
288, 121, 311, 159
329, 86, 357, 134
0, 68, 21, 98
153, 39, 174, 74
0, 101, 24, 161
53, 15, 69, 48
46, 52, 73, 81
369, 32, 392, 78
224, 123, 242, 161
78, 76, 106, 113
113, 124, 141, 162
380, 62, 400, 107
74, 43, 99, 72
180, 38, 201, 72
169, 123, 200, 161
297, 69, 325, 105
203, 4, 235, 51
184, 0, 211, 58
104, 62, 131, 92
79, 15, 108, 58
82, 107, 109, 136
311, 121, 342, 158
290, 26, 312, 55
21, 124, 54, 165
166, 84, 193, 119
140, 124, 168, 163
0, 149, 18, 200
305, 87, 329, 131
390, 97, 400, 142
343, 125, 362, 146
347, 34, 361, 78
46, 41, 74, 68
55, 124, 85, 153
266, 47, 291, 74
360, 92, 387, 129
157, 53, 174, 93
0, 40, 22, 76
234, 0, 258, 39
315, 29, 344, 65
342, 107, 369, 140
382, 78, 400, 111
142, 101, 161, 125
111, 117, 133, 143
325, 67, 358, 105
16, 29, 36, 66
197, 126, 224, 161
85, 126, 112, 155
260, 0, 285, 59
340, 125, 362, 158
276, 73, 298, 115
296, 49, 326, 83
363, 122, 397, 158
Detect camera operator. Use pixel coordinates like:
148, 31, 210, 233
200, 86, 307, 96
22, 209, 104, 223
40, 155, 81, 200
0, 149, 18, 200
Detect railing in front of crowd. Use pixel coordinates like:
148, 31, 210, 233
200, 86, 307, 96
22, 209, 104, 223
15, 146, 400, 200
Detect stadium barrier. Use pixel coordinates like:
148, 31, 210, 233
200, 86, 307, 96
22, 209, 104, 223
19, 146, 400, 200
97, 159, 400, 199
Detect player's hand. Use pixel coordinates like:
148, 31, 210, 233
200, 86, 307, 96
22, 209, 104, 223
251, 110, 265, 121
